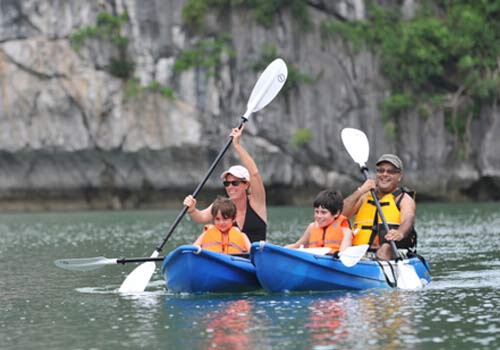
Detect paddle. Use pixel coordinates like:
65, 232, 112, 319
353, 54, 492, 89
117, 58, 288, 292
55, 256, 165, 272
294, 244, 369, 267
341, 128, 423, 289
338, 244, 370, 267
55, 251, 251, 272
296, 247, 332, 255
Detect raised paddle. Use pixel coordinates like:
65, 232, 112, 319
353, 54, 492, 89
341, 128, 423, 289
117, 58, 288, 292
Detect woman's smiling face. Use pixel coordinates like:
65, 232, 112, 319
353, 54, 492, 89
223, 174, 249, 200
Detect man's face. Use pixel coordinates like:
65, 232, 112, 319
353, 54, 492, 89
375, 162, 402, 194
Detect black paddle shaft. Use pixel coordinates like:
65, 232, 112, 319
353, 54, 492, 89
117, 256, 166, 264
116, 253, 249, 265
361, 167, 400, 259
156, 119, 248, 252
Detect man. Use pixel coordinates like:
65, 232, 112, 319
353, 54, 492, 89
342, 154, 417, 259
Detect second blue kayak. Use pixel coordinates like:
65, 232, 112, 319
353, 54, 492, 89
250, 242, 431, 292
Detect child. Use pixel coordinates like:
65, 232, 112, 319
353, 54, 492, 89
286, 189, 353, 253
193, 196, 252, 254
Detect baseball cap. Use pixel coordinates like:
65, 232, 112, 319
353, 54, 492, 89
220, 165, 250, 181
376, 154, 403, 171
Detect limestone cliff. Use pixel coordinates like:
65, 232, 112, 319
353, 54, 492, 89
0, 0, 498, 210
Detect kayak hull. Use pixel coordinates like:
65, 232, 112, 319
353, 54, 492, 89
250, 242, 431, 292
161, 245, 260, 293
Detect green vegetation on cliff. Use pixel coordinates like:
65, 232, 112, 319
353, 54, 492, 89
173, 35, 235, 77
177, 4, 313, 96
322, 1, 500, 158
182, 0, 310, 30
70, 11, 134, 79
70, 11, 175, 100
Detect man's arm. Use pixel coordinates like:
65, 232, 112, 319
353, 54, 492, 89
342, 179, 375, 218
385, 193, 416, 241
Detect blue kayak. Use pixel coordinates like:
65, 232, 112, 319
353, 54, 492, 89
161, 245, 260, 293
250, 242, 431, 292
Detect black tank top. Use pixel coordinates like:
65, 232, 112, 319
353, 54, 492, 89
242, 201, 267, 242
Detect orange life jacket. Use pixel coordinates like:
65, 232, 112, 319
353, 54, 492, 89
309, 215, 350, 251
200, 225, 248, 254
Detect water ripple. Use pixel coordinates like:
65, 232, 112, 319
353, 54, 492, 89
1, 203, 499, 350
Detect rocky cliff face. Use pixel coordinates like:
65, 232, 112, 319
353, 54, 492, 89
0, 0, 498, 210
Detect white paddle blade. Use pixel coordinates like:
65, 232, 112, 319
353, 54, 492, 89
296, 247, 332, 255
341, 128, 370, 167
396, 261, 424, 290
118, 250, 159, 293
54, 257, 118, 271
338, 244, 369, 267
242, 58, 288, 120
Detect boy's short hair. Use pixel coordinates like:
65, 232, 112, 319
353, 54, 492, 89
211, 196, 237, 219
313, 189, 344, 214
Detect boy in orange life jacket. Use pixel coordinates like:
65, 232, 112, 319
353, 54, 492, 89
193, 196, 252, 254
285, 190, 353, 253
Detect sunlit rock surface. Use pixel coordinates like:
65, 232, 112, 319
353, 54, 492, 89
0, 0, 498, 210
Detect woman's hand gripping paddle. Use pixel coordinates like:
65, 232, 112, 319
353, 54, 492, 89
341, 128, 423, 289
117, 59, 288, 293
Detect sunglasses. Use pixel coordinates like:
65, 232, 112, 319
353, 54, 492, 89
376, 168, 401, 175
223, 180, 246, 187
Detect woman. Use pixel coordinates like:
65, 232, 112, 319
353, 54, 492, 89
183, 125, 267, 242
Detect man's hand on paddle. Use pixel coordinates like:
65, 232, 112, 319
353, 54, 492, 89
385, 228, 405, 242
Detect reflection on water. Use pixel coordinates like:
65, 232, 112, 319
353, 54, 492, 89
301, 291, 415, 350
305, 297, 348, 346
162, 295, 258, 350
250, 291, 421, 350
0, 203, 499, 349
161, 291, 425, 350
204, 299, 252, 350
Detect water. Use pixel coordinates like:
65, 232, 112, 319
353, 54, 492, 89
1, 203, 499, 350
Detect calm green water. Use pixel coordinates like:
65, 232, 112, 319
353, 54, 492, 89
1, 203, 499, 350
